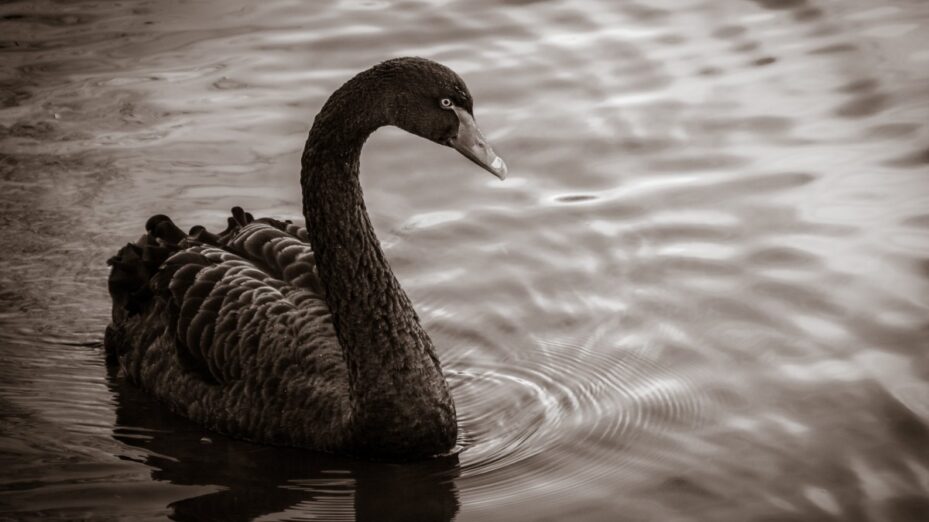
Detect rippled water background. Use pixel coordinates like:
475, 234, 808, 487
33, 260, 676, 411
2, 0, 929, 520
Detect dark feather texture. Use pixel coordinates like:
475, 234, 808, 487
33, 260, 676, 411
104, 57, 478, 459
107, 210, 351, 450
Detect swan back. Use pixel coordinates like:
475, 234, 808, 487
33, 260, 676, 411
107, 210, 352, 450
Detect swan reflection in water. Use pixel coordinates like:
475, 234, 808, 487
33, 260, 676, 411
106, 364, 460, 522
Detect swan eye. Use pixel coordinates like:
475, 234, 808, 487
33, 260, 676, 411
440, 98, 453, 109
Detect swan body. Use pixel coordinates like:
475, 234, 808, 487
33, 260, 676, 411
104, 57, 507, 460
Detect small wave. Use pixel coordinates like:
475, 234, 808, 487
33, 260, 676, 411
447, 331, 716, 506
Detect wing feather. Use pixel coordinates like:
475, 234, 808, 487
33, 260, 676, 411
108, 207, 335, 388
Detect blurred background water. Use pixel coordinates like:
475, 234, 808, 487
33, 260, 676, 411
1, 0, 929, 520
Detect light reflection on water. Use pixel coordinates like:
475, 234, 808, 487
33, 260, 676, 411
2, 0, 929, 520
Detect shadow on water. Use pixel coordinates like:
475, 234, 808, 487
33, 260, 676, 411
106, 365, 460, 522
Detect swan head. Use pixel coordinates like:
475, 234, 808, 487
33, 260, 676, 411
375, 57, 508, 180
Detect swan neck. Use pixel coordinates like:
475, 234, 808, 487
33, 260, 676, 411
299, 85, 457, 457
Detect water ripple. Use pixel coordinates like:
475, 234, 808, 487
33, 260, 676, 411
447, 333, 715, 506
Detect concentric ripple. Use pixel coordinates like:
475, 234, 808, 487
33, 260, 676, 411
447, 333, 715, 507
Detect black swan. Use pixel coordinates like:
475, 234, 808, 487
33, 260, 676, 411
104, 57, 507, 460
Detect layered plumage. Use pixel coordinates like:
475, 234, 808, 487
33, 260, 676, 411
104, 57, 507, 460
107, 211, 351, 450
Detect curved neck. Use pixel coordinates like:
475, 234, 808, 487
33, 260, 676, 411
299, 81, 456, 458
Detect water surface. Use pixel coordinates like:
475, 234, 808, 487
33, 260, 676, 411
2, 0, 929, 520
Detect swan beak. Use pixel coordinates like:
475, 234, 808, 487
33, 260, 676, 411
449, 107, 507, 180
